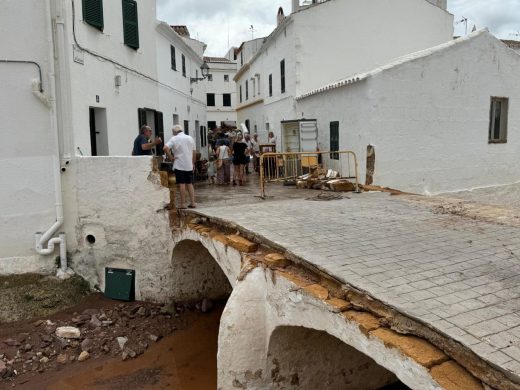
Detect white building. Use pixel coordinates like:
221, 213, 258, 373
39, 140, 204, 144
234, 0, 520, 194
297, 30, 520, 194
0, 0, 208, 290
203, 57, 238, 132
234, 0, 453, 149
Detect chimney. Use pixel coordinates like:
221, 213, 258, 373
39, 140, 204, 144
292, 0, 300, 13
277, 7, 285, 26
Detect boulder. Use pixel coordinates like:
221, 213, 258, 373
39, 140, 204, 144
55, 326, 81, 339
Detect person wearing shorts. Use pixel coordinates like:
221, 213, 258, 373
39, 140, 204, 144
163, 125, 197, 209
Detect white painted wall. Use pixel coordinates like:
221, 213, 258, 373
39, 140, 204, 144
294, 0, 453, 95
298, 31, 520, 194
155, 22, 207, 158
204, 60, 238, 129
67, 0, 161, 157
0, 0, 57, 269
63, 157, 173, 302
236, 0, 453, 152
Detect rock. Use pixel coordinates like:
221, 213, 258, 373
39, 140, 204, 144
24, 344, 32, 352
44, 324, 57, 335
81, 338, 93, 352
122, 348, 136, 361
3, 339, 20, 347
201, 298, 214, 313
81, 309, 99, 316
0, 360, 6, 373
39, 357, 49, 364
56, 326, 81, 339
78, 351, 89, 362
136, 307, 148, 317
56, 354, 68, 364
116, 337, 128, 350
101, 320, 113, 327
160, 303, 176, 315
33, 320, 44, 327
148, 334, 159, 343
98, 313, 108, 321
90, 315, 102, 328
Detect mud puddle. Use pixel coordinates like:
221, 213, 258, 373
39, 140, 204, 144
11, 305, 222, 390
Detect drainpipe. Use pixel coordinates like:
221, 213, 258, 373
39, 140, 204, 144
34, 0, 72, 279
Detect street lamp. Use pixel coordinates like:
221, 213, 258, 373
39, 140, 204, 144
190, 61, 210, 83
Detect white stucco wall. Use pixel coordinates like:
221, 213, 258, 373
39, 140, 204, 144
62, 157, 173, 302
205, 61, 238, 129
294, 0, 454, 95
237, 0, 453, 150
155, 23, 207, 157
67, 0, 162, 157
0, 0, 58, 271
236, 20, 297, 144
298, 31, 520, 194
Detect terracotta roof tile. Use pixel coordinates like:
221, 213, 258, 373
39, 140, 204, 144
171, 25, 190, 37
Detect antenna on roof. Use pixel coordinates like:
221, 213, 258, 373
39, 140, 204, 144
250, 25, 255, 40
456, 16, 468, 35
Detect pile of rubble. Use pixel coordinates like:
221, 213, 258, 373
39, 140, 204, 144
0, 299, 213, 383
295, 168, 357, 192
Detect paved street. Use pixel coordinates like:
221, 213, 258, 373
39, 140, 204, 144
194, 190, 520, 380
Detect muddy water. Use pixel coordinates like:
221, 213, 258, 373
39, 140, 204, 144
40, 306, 222, 390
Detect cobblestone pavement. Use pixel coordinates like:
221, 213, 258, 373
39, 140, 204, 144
194, 190, 520, 380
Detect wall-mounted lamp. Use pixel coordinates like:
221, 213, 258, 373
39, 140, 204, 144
190, 61, 210, 83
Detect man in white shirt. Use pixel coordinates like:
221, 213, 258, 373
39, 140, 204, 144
163, 125, 197, 209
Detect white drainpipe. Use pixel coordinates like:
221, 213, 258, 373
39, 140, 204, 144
34, 0, 72, 279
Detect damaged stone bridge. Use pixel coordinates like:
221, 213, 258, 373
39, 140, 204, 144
172, 192, 520, 390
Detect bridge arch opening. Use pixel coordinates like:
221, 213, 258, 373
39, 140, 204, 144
171, 239, 232, 302
267, 326, 407, 390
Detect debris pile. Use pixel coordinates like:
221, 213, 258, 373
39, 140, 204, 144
296, 168, 357, 192
0, 299, 214, 383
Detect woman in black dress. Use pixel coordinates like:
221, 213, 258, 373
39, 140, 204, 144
232, 134, 249, 185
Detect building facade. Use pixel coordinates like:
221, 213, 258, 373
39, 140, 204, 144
0, 0, 208, 282
204, 57, 238, 133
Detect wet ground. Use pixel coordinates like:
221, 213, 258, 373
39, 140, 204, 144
40, 306, 221, 390
439, 181, 520, 209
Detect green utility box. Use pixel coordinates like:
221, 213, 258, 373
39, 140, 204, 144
104, 267, 135, 301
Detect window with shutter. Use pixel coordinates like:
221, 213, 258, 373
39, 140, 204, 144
330, 121, 339, 160
280, 59, 285, 94
223, 94, 231, 107
122, 0, 139, 50
83, 0, 104, 30
207, 93, 215, 107
170, 45, 176, 70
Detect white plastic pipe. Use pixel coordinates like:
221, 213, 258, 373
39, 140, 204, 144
34, 0, 69, 277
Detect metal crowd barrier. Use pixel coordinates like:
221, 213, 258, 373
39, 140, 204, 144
259, 150, 359, 198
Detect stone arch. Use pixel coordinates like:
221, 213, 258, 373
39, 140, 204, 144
266, 325, 400, 389
170, 239, 232, 302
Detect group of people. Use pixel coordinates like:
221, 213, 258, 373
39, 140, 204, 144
211, 131, 262, 186
132, 124, 279, 207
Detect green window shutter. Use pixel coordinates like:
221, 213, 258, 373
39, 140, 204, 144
330, 121, 339, 160
122, 0, 139, 49
83, 0, 104, 30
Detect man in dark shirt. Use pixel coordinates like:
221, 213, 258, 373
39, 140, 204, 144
132, 125, 162, 155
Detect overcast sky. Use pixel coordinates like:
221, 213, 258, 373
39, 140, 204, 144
156, 0, 520, 57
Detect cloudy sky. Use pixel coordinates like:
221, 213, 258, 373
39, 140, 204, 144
156, 0, 520, 57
